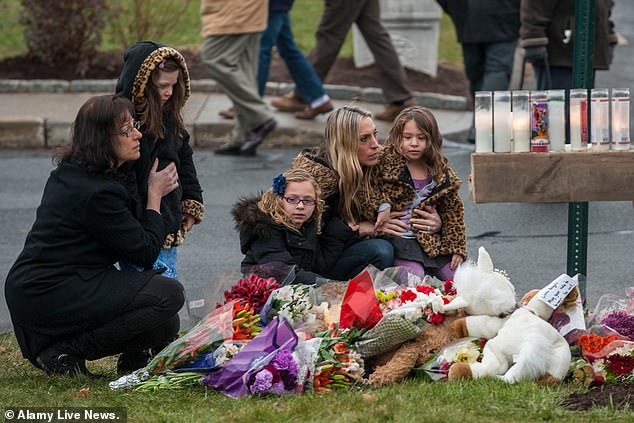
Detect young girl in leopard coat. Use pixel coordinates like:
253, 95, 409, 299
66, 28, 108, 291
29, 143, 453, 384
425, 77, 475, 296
373, 106, 467, 280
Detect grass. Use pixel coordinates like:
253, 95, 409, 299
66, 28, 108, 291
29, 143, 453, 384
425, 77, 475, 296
0, 0, 463, 68
1, 333, 632, 422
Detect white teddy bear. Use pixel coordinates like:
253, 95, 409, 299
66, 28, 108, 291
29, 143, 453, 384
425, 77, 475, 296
448, 274, 576, 384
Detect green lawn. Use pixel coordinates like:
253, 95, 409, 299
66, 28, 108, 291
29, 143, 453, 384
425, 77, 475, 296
0, 0, 463, 68
1, 333, 632, 422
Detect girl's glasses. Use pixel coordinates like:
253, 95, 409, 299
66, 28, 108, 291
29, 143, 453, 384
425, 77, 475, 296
118, 120, 141, 137
283, 196, 316, 206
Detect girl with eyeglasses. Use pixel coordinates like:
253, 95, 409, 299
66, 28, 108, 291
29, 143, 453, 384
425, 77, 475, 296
232, 169, 356, 284
115, 41, 204, 282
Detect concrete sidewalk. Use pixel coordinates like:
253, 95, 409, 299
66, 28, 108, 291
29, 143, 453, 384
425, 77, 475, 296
0, 79, 472, 149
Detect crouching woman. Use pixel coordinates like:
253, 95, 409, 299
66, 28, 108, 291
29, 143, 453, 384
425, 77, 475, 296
4, 95, 184, 376
232, 169, 356, 284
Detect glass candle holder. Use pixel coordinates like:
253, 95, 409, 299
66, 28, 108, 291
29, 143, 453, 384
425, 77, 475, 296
569, 89, 588, 151
475, 91, 493, 153
590, 88, 610, 150
530, 90, 549, 152
611, 88, 630, 150
548, 90, 566, 151
493, 91, 512, 152
512, 90, 530, 152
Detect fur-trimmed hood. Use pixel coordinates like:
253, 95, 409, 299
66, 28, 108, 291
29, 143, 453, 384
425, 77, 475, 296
232, 195, 276, 245
115, 41, 190, 107
292, 148, 339, 200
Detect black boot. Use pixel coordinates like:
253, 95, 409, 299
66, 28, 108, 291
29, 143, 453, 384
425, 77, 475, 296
36, 343, 97, 378
116, 350, 152, 375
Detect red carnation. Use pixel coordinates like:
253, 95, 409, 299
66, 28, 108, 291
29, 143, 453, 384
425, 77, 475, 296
416, 285, 435, 295
400, 289, 418, 303
429, 313, 445, 325
444, 280, 456, 296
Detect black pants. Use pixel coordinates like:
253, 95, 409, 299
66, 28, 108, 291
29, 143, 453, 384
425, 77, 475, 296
59, 275, 184, 361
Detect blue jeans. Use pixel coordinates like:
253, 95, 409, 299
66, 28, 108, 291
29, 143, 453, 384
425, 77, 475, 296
258, 11, 326, 103
323, 238, 394, 281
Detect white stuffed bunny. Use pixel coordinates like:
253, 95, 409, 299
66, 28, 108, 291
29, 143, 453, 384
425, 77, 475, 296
448, 274, 576, 384
443, 246, 517, 340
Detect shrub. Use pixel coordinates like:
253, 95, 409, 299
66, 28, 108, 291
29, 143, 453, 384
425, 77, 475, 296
20, 0, 108, 75
105, 0, 193, 51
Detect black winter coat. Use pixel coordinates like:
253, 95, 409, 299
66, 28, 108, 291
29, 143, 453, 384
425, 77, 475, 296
437, 0, 520, 44
4, 161, 166, 361
232, 196, 355, 284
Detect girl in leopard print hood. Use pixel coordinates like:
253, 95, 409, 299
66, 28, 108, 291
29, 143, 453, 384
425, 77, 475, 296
115, 41, 204, 279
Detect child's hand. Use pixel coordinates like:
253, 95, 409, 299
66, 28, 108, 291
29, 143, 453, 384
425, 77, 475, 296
182, 213, 195, 231
450, 254, 464, 271
374, 207, 391, 231
347, 221, 360, 232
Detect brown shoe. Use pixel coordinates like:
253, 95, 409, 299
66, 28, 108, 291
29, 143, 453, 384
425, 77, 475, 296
295, 100, 334, 120
218, 107, 234, 119
374, 98, 417, 122
271, 92, 306, 112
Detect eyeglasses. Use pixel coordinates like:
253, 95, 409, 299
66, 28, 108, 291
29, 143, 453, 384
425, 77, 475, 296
118, 120, 141, 137
283, 196, 316, 206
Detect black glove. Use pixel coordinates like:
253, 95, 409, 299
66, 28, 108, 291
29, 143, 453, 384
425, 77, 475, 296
523, 46, 548, 64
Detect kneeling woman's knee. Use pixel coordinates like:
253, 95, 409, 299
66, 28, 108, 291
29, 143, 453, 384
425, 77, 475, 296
368, 239, 394, 269
152, 275, 185, 314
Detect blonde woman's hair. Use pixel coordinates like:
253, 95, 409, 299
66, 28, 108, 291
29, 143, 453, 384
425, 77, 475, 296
322, 105, 375, 224
258, 169, 325, 233
384, 106, 448, 182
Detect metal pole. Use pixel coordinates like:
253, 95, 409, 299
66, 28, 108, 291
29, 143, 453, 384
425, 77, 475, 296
568, 0, 595, 299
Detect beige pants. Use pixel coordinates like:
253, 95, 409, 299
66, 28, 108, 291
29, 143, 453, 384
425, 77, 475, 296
202, 33, 273, 146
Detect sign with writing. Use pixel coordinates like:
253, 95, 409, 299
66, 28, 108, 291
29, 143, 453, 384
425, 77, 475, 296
535, 274, 577, 309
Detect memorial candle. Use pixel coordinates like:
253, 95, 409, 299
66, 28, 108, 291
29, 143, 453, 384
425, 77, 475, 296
493, 91, 512, 152
590, 88, 610, 151
530, 90, 549, 152
475, 91, 493, 153
611, 88, 630, 150
548, 90, 566, 151
512, 90, 530, 152
569, 89, 588, 151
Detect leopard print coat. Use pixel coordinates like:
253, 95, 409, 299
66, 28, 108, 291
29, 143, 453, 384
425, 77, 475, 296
369, 145, 467, 259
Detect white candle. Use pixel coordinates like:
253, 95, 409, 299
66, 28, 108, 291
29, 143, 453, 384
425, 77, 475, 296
512, 90, 530, 152
611, 88, 630, 150
591, 88, 610, 151
569, 89, 588, 151
475, 91, 493, 153
548, 90, 566, 152
494, 91, 512, 152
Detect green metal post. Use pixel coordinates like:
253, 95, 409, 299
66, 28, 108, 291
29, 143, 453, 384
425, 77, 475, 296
568, 0, 595, 299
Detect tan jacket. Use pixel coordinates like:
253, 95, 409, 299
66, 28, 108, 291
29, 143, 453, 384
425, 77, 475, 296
201, 0, 268, 37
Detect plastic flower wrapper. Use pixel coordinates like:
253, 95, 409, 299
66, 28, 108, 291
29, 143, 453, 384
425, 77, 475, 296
176, 340, 249, 372
202, 317, 299, 398
588, 287, 634, 327
260, 284, 315, 328
354, 284, 450, 357
584, 339, 634, 383
577, 329, 628, 363
132, 371, 203, 392
312, 326, 366, 394
416, 337, 485, 381
339, 270, 383, 330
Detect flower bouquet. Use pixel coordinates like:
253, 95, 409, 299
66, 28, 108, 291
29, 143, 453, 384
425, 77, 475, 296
312, 326, 366, 394
246, 348, 298, 395
600, 310, 634, 341
354, 284, 450, 357
202, 317, 299, 398
585, 339, 634, 383
261, 284, 315, 327
416, 337, 485, 381
219, 273, 280, 311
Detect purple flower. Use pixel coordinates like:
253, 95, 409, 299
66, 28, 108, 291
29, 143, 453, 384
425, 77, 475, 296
269, 380, 287, 395
249, 369, 273, 394
272, 349, 294, 371
601, 311, 634, 340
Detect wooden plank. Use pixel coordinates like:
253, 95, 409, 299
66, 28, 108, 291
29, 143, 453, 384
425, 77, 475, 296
469, 150, 634, 203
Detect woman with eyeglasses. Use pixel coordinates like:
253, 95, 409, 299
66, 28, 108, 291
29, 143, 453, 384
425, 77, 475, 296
115, 41, 204, 280
5, 95, 184, 377
232, 169, 357, 285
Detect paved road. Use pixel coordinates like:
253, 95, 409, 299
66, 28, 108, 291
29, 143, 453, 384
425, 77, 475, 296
1, 143, 632, 331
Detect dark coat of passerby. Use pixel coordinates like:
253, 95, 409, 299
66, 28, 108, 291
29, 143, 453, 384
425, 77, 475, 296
437, 0, 521, 142
520, 0, 618, 90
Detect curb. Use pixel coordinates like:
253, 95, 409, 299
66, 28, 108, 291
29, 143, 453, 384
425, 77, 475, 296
0, 79, 469, 149
0, 79, 469, 111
